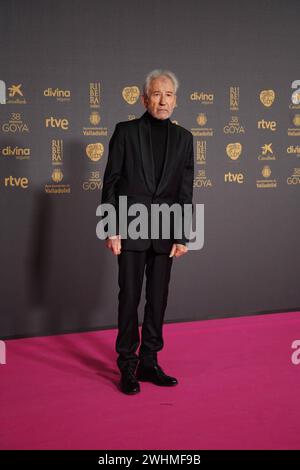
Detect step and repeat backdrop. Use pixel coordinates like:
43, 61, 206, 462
1, 0, 300, 338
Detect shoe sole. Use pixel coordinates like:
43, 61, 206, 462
118, 384, 140, 395
136, 377, 178, 386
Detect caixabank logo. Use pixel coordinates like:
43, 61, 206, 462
0, 80, 26, 104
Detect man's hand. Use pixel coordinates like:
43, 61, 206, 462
105, 235, 121, 255
169, 243, 188, 258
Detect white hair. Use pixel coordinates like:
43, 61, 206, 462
142, 69, 179, 97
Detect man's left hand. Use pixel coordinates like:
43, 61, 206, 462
169, 243, 188, 258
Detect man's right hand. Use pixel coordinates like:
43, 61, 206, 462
105, 234, 121, 255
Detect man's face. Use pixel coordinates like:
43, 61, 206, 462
142, 76, 177, 120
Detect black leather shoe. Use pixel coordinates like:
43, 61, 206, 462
136, 363, 178, 386
119, 368, 140, 395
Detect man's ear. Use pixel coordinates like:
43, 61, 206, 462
141, 94, 147, 108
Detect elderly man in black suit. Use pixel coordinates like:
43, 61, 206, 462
101, 69, 194, 394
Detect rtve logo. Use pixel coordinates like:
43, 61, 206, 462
224, 172, 244, 183
45, 116, 69, 130
257, 119, 277, 131
4, 176, 29, 188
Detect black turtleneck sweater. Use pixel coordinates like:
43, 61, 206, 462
146, 111, 168, 188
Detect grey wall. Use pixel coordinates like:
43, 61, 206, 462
1, 0, 300, 338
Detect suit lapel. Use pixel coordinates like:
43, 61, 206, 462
138, 111, 177, 196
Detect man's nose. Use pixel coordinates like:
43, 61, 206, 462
160, 94, 166, 104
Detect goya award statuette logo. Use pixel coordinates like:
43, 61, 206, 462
259, 89, 275, 107
226, 143, 242, 160
86, 143, 104, 162
122, 86, 140, 104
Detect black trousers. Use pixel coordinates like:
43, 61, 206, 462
116, 244, 174, 372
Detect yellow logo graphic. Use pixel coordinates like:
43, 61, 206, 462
89, 112, 101, 126
86, 143, 104, 161
293, 114, 300, 127
226, 142, 242, 160
122, 86, 140, 104
262, 165, 272, 178
258, 143, 276, 160
52, 168, 63, 182
260, 90, 275, 107
8, 84, 23, 97
262, 143, 273, 155
196, 113, 207, 126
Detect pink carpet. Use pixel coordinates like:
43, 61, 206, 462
1, 311, 300, 450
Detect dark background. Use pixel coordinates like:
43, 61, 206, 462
1, 0, 300, 338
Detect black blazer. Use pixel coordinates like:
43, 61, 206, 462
101, 110, 194, 253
